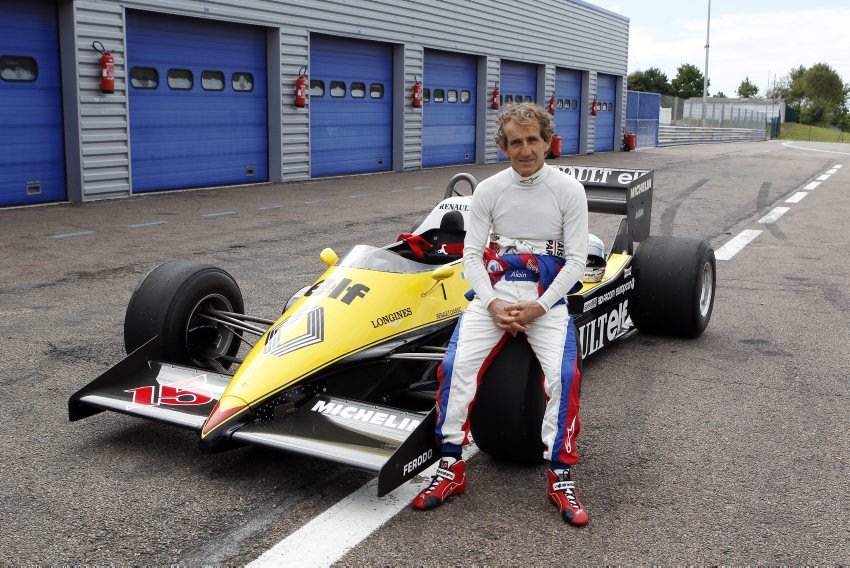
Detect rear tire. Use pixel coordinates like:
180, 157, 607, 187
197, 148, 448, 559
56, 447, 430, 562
469, 335, 546, 463
630, 236, 716, 337
124, 260, 244, 369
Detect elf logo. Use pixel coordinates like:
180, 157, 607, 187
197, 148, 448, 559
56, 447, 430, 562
303, 277, 370, 305
578, 300, 629, 358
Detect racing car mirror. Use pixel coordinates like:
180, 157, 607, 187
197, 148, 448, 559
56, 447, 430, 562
430, 264, 455, 281
422, 264, 455, 297
320, 247, 339, 266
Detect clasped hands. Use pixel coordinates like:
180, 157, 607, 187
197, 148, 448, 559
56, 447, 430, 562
487, 298, 546, 336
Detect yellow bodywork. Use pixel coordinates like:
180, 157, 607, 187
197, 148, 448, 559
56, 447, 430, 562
202, 260, 470, 437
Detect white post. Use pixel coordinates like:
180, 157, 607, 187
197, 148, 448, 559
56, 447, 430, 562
701, 0, 711, 127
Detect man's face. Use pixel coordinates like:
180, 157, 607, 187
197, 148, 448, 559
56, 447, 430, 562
501, 119, 551, 177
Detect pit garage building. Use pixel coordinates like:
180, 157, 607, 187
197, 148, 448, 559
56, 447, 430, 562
0, 0, 628, 207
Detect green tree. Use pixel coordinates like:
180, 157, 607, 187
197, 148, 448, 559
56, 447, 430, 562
800, 98, 832, 125
736, 77, 759, 98
671, 63, 708, 99
785, 65, 811, 110
627, 67, 671, 95
803, 63, 847, 108
787, 63, 850, 126
713, 91, 727, 98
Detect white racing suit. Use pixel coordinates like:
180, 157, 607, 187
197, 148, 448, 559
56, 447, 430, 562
435, 246, 582, 465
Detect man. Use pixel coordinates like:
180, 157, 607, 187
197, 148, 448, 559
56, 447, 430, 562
412, 102, 590, 526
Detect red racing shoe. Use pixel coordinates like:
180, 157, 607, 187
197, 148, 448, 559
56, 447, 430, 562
548, 469, 589, 526
411, 458, 467, 510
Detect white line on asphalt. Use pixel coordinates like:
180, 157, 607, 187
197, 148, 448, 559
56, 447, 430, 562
304, 199, 327, 204
49, 230, 95, 238
803, 181, 821, 190
715, 230, 763, 261
759, 207, 790, 224
835, 164, 844, 168
781, 143, 850, 155
816, 174, 830, 181
258, 205, 281, 210
130, 220, 167, 228
249, 446, 479, 567
202, 211, 237, 217
827, 169, 838, 174
413, 185, 432, 190
348, 193, 371, 198
785, 192, 808, 204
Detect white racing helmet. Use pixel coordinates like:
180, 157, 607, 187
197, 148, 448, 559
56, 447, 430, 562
582, 234, 607, 283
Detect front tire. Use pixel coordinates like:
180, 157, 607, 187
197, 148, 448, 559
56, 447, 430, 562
124, 260, 244, 369
630, 236, 716, 337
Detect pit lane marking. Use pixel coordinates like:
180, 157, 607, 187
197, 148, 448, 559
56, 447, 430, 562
759, 207, 790, 223
785, 192, 808, 204
249, 446, 479, 567
48, 230, 95, 238
130, 220, 167, 228
803, 181, 821, 190
201, 211, 237, 218
715, 230, 763, 261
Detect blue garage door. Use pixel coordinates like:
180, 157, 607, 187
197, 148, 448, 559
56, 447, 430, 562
0, 0, 65, 206
499, 60, 538, 160
555, 68, 582, 155
422, 50, 477, 168
310, 34, 393, 177
594, 73, 617, 152
126, 12, 267, 193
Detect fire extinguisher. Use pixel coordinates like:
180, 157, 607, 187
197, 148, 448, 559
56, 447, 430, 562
295, 66, 307, 108
412, 75, 422, 108
590, 99, 599, 116
548, 95, 556, 115
93, 41, 114, 94
491, 83, 500, 110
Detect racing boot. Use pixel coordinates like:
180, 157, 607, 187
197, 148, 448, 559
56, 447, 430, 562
548, 468, 589, 526
411, 457, 466, 510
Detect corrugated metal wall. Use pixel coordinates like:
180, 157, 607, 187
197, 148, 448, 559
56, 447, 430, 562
65, 0, 627, 201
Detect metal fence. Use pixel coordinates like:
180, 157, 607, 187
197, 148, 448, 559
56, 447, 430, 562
658, 126, 766, 147
660, 95, 767, 129
658, 95, 766, 145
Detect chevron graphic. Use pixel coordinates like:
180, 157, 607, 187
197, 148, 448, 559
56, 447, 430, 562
264, 306, 325, 357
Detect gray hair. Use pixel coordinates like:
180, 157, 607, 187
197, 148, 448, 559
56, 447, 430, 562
494, 102, 555, 149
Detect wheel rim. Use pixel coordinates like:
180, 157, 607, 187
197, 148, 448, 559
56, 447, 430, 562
698, 260, 714, 318
185, 293, 236, 365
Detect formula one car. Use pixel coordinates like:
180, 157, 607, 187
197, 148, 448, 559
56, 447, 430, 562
69, 165, 716, 496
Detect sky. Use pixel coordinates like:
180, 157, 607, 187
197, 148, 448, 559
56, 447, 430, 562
588, 0, 850, 98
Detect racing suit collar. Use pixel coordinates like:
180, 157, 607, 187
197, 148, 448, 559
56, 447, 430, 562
510, 163, 550, 186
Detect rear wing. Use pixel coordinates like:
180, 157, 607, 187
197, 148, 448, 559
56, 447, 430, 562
556, 165, 654, 254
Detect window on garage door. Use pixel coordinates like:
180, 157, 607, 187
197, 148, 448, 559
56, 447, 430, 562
351, 81, 366, 98
201, 70, 224, 91
329, 80, 345, 97
370, 83, 384, 99
168, 69, 193, 90
130, 67, 158, 89
0, 55, 37, 82
310, 79, 324, 97
232, 71, 254, 92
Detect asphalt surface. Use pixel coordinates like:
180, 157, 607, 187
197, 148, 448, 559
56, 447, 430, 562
1, 140, 848, 565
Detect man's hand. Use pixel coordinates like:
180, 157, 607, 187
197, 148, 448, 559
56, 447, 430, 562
503, 301, 546, 327
487, 298, 528, 336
